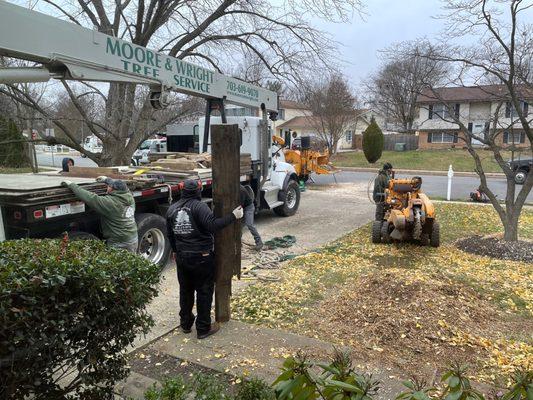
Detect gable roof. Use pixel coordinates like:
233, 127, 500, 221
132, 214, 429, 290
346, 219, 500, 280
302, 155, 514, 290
277, 109, 374, 129
417, 84, 533, 104
279, 99, 310, 110
277, 116, 317, 129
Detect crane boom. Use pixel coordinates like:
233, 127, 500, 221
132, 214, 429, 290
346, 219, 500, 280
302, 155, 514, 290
0, 1, 277, 112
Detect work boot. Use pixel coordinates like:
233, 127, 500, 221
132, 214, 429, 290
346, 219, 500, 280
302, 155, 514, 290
181, 316, 195, 334
197, 323, 220, 340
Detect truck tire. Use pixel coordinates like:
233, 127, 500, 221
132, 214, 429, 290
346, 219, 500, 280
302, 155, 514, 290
136, 213, 171, 267
514, 170, 527, 185
274, 180, 300, 217
67, 231, 99, 241
430, 221, 440, 248
372, 221, 382, 243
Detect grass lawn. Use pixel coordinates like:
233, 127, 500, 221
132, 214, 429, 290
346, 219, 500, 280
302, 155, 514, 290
332, 149, 522, 173
0, 167, 34, 174
232, 203, 533, 385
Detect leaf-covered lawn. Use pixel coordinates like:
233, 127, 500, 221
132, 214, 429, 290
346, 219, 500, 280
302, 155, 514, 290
232, 203, 533, 384
332, 149, 520, 173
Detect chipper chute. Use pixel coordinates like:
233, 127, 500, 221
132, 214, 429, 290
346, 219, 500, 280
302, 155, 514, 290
372, 177, 440, 247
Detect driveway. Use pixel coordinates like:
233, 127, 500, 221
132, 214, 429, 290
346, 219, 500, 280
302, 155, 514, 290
136, 183, 374, 347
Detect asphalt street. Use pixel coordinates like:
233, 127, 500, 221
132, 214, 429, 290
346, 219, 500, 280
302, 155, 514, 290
37, 152, 97, 168
312, 171, 533, 203
36, 152, 532, 203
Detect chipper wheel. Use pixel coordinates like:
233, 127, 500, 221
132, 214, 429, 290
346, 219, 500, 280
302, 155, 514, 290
372, 221, 383, 244
430, 221, 440, 247
381, 221, 392, 244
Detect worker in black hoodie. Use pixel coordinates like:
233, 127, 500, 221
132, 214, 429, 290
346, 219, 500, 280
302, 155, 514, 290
166, 179, 243, 339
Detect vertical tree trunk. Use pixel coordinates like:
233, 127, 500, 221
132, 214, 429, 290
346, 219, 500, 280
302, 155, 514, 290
503, 208, 520, 241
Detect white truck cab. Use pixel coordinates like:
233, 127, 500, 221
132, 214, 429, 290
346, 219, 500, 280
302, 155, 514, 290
197, 116, 300, 216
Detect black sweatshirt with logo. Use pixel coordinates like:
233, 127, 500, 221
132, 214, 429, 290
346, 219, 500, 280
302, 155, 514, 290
166, 192, 235, 254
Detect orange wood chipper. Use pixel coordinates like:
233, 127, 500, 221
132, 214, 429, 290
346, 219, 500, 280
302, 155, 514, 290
272, 135, 336, 182
372, 176, 440, 247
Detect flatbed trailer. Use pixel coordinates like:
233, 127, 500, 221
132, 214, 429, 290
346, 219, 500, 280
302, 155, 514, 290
0, 162, 299, 267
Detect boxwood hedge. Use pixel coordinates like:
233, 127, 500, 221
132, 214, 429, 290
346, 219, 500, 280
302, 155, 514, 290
0, 238, 161, 399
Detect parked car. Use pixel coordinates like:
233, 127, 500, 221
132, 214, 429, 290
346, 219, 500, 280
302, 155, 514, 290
290, 136, 327, 152
132, 138, 167, 165
508, 158, 532, 184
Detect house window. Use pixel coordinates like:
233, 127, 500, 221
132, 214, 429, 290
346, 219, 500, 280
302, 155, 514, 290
429, 132, 456, 143
345, 130, 353, 142
505, 101, 529, 118
503, 131, 526, 144
278, 108, 286, 120
429, 103, 460, 119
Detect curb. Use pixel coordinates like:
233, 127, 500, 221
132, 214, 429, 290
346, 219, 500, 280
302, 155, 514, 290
336, 166, 505, 178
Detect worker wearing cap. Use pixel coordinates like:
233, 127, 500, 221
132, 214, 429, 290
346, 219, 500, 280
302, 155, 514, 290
166, 179, 243, 339
61, 176, 138, 252
373, 162, 393, 221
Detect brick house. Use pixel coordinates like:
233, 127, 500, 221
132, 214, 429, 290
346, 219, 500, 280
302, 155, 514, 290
415, 85, 531, 150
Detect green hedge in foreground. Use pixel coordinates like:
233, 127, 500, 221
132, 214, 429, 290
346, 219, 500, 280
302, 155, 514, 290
0, 238, 160, 399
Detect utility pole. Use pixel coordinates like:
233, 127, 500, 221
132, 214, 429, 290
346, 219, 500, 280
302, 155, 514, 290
211, 124, 241, 322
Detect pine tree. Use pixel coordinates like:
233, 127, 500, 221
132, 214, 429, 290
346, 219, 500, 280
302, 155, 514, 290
362, 117, 384, 164
0, 117, 30, 168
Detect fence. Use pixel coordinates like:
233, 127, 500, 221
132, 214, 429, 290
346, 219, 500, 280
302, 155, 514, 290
382, 133, 419, 151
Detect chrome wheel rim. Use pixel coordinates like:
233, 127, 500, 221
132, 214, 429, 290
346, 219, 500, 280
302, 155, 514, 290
286, 187, 297, 209
139, 228, 165, 264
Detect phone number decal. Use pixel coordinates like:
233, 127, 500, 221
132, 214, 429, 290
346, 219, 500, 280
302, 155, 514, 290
226, 81, 259, 100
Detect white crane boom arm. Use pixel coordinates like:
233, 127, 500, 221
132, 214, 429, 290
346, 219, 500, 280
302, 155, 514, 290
0, 1, 277, 111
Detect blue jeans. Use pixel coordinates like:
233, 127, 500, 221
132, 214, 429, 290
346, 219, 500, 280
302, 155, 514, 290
244, 204, 262, 245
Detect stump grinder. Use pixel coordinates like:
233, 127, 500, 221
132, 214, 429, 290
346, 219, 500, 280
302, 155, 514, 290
372, 176, 440, 247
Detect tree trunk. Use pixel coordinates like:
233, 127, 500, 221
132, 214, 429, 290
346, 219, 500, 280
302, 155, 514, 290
502, 216, 519, 241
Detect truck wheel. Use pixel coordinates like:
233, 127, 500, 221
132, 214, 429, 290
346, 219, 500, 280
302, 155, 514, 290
68, 231, 99, 241
514, 170, 527, 185
274, 180, 300, 217
381, 221, 391, 244
136, 213, 171, 267
430, 221, 440, 248
372, 221, 382, 243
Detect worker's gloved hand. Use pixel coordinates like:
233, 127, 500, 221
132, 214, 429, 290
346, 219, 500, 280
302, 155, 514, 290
61, 180, 72, 187
96, 175, 108, 183
232, 206, 244, 219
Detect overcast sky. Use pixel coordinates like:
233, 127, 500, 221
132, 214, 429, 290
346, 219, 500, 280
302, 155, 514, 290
313, 0, 448, 86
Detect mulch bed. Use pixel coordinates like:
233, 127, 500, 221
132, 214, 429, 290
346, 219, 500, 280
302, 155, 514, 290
129, 345, 234, 385
456, 235, 533, 263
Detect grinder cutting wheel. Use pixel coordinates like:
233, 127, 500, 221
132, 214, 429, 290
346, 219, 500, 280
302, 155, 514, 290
371, 176, 440, 247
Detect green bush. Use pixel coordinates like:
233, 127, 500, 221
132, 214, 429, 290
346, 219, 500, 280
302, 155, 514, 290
192, 372, 232, 400
0, 238, 160, 399
273, 352, 533, 400
362, 117, 384, 164
144, 376, 189, 400
236, 377, 276, 400
0, 116, 29, 168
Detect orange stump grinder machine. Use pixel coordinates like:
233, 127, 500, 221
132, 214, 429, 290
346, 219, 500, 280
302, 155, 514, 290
372, 177, 440, 247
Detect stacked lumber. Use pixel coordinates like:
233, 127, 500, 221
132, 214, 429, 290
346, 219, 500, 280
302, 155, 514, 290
149, 152, 212, 168
149, 152, 252, 172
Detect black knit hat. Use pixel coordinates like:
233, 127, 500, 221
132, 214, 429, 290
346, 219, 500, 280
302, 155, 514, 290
383, 162, 393, 170
183, 179, 200, 193
104, 178, 128, 191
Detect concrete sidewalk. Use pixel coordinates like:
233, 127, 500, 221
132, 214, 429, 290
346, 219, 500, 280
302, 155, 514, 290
117, 321, 406, 399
